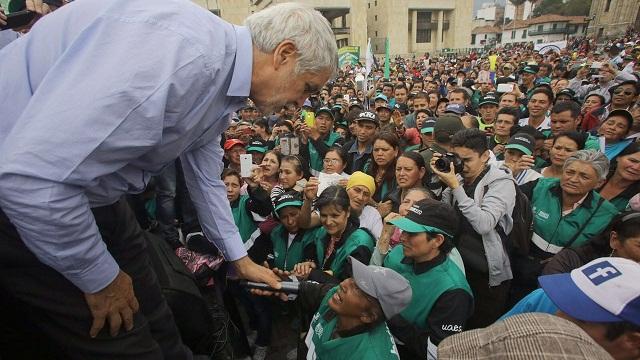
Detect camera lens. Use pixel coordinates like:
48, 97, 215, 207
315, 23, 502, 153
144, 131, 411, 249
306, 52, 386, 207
434, 158, 450, 173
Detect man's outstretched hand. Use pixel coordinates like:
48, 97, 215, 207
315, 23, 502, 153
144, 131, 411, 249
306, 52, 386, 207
84, 270, 140, 338
234, 256, 282, 290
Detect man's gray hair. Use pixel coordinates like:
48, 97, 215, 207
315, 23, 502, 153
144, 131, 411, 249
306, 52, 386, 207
563, 150, 610, 180
245, 3, 338, 76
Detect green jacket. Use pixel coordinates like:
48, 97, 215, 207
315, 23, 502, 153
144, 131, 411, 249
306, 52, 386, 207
384, 246, 471, 329
304, 287, 400, 360
231, 195, 260, 249
314, 228, 375, 279
527, 178, 618, 249
309, 132, 341, 174
270, 225, 321, 271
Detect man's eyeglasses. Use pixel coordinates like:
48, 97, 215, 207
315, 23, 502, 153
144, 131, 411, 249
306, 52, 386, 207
613, 88, 635, 96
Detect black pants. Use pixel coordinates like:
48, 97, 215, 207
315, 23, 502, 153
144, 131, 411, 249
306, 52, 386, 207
0, 200, 192, 359
465, 270, 511, 329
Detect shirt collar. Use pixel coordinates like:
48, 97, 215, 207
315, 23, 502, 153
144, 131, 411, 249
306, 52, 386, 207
401, 251, 447, 274
348, 141, 373, 154
227, 25, 253, 97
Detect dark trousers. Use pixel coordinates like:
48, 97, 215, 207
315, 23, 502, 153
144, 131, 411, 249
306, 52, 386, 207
0, 200, 192, 359
465, 270, 511, 329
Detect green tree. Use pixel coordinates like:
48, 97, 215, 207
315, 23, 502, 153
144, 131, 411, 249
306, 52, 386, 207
533, 0, 592, 16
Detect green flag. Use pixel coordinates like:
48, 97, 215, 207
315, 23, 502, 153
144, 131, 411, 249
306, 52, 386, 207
384, 37, 390, 79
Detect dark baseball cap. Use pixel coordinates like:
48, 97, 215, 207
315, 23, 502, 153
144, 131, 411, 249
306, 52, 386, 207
522, 65, 538, 74
557, 88, 576, 98
388, 199, 459, 239
420, 118, 437, 134
355, 111, 380, 126
273, 191, 304, 214
349, 100, 364, 110
444, 103, 466, 116
505, 133, 535, 156
246, 139, 268, 153
478, 93, 499, 107
316, 107, 335, 121
394, 103, 409, 114
434, 114, 465, 137
376, 103, 392, 111
349, 257, 412, 320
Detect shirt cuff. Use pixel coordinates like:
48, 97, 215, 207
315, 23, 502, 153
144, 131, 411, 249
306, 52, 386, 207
68, 250, 120, 294
217, 232, 248, 262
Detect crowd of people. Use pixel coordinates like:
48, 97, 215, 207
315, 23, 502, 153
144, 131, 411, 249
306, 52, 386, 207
1, 1, 640, 360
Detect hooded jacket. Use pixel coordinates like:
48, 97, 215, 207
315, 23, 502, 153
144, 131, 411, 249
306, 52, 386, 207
441, 164, 515, 286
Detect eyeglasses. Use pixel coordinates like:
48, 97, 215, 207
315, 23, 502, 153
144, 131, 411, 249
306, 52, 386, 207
613, 88, 635, 96
323, 159, 341, 165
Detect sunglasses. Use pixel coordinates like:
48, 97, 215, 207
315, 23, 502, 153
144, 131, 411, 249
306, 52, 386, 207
613, 89, 635, 96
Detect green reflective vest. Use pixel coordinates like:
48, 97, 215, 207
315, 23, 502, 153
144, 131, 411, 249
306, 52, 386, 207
314, 228, 375, 279
309, 132, 341, 174
271, 225, 321, 271
384, 246, 471, 329
305, 287, 400, 360
231, 195, 260, 249
531, 178, 618, 248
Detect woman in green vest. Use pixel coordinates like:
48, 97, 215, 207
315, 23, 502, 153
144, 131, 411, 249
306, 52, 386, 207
267, 191, 322, 272
367, 132, 399, 203
222, 168, 272, 251
598, 142, 640, 211
517, 150, 619, 296
293, 185, 375, 283
299, 257, 411, 360
379, 151, 427, 218
384, 199, 473, 360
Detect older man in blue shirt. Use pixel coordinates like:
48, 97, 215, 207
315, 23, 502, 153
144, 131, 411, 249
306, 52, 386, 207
0, 0, 337, 358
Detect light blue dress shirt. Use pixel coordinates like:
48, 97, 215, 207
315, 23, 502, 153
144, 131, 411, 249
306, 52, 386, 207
0, 0, 253, 293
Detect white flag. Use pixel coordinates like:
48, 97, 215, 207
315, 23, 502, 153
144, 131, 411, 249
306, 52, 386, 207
365, 38, 374, 76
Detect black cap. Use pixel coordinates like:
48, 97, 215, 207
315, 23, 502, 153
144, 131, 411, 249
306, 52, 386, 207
420, 118, 437, 134
608, 109, 635, 129
394, 103, 409, 114
355, 111, 380, 126
388, 199, 458, 239
316, 107, 335, 121
349, 100, 364, 109
273, 191, 304, 215
478, 93, 499, 107
505, 133, 535, 156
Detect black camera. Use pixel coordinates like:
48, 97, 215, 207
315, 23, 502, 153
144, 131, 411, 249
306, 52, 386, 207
434, 153, 463, 174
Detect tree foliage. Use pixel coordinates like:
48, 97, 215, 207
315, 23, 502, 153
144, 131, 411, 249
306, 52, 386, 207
532, 0, 592, 17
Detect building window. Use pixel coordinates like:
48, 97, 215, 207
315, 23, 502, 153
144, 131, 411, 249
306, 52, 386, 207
521, 30, 527, 38
604, 0, 612, 11
471, 34, 476, 45
537, 39, 543, 44
375, 15, 378, 21
375, 0, 377, 6
368, 3, 370, 8
537, 25, 543, 32
552, 23, 557, 29
484, 34, 487, 39
511, 30, 516, 39
416, 11, 432, 43
375, 31, 378, 37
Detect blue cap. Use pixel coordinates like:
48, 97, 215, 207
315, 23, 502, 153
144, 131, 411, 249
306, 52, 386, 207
539, 257, 640, 326
374, 94, 389, 102
444, 103, 466, 115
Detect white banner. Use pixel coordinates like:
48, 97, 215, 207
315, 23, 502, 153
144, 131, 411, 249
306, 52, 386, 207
534, 40, 567, 54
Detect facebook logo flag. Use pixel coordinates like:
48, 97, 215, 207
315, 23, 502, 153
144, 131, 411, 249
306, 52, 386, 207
582, 261, 622, 286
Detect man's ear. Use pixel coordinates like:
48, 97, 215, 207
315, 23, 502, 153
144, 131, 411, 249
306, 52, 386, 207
360, 308, 381, 325
624, 331, 640, 348
272, 40, 298, 71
